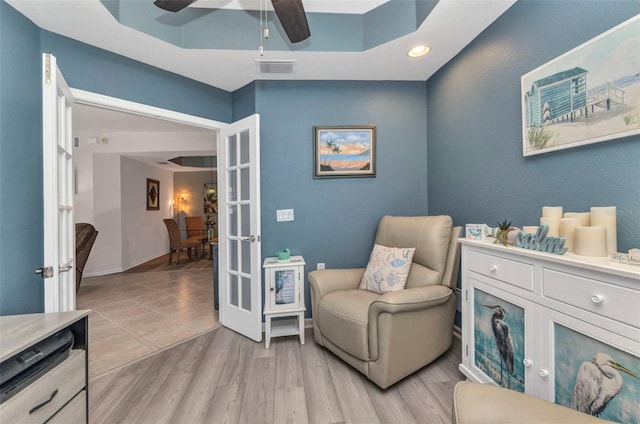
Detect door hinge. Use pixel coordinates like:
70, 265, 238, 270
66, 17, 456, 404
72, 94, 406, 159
44, 54, 52, 87
35, 266, 54, 279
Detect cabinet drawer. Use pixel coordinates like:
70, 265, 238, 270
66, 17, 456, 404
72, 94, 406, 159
47, 389, 86, 424
0, 349, 85, 424
542, 269, 640, 327
467, 250, 534, 291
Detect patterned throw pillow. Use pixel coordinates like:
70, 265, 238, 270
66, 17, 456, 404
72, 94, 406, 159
359, 244, 415, 294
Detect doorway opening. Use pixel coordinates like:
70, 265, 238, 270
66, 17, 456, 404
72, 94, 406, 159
71, 89, 224, 378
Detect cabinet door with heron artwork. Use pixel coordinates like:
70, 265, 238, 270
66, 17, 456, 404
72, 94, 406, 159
465, 278, 534, 393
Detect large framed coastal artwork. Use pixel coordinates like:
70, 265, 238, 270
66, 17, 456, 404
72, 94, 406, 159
521, 14, 640, 156
313, 125, 376, 178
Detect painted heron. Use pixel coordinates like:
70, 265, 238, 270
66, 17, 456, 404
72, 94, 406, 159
571, 352, 640, 417
483, 304, 515, 387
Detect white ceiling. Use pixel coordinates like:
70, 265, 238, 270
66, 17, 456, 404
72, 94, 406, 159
8, 0, 515, 171
73, 103, 217, 172
7, 0, 516, 92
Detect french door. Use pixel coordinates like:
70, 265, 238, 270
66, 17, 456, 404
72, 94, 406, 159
218, 114, 262, 342
42, 53, 76, 312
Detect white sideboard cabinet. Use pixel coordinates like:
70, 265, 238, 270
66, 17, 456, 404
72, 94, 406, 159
0, 311, 89, 424
459, 239, 639, 422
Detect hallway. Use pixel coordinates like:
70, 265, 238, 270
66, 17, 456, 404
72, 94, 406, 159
77, 262, 218, 379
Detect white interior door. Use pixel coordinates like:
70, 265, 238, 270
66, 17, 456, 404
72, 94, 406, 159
218, 114, 262, 342
42, 53, 76, 312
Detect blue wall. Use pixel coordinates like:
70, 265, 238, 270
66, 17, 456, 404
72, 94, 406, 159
40, 32, 232, 123
254, 80, 428, 313
0, 1, 44, 314
427, 1, 640, 253
232, 82, 257, 121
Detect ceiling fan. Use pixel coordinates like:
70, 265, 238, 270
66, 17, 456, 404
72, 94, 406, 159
153, 0, 311, 43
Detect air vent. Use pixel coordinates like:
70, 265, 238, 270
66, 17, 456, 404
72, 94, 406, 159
255, 59, 297, 74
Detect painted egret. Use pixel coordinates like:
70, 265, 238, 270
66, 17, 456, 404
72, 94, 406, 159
571, 352, 640, 417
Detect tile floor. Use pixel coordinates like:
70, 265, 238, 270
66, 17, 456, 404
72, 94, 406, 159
77, 268, 219, 379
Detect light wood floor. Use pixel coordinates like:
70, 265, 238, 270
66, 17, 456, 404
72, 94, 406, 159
89, 327, 465, 424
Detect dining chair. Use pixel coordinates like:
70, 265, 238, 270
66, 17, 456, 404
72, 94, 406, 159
163, 218, 200, 264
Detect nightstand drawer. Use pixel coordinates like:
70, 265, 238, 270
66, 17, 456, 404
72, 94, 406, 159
467, 250, 534, 291
0, 349, 85, 424
542, 269, 640, 327
47, 389, 86, 424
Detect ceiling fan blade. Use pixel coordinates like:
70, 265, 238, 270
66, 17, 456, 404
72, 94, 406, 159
271, 0, 311, 43
154, 0, 196, 12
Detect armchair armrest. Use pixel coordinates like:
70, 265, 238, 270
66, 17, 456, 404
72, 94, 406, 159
452, 382, 609, 424
308, 268, 365, 300
369, 285, 453, 316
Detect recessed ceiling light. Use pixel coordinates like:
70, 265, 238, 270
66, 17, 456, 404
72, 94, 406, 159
408, 45, 430, 58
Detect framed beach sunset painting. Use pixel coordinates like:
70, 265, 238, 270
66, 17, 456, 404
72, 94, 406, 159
314, 125, 376, 178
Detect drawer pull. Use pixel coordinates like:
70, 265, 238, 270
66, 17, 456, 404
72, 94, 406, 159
538, 369, 549, 378
29, 389, 58, 414
523, 358, 533, 367
591, 294, 604, 304
489, 265, 497, 272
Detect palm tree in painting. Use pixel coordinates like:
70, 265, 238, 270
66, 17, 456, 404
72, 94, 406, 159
323, 139, 336, 166
328, 143, 342, 167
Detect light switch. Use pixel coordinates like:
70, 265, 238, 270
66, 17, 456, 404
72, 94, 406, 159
276, 209, 294, 222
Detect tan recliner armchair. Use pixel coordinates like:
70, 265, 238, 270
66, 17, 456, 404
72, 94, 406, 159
308, 215, 461, 389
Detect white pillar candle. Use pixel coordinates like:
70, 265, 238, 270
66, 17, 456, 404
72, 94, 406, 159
540, 217, 560, 237
574, 226, 608, 257
542, 206, 563, 219
559, 218, 579, 252
591, 206, 617, 254
564, 212, 590, 226
522, 226, 539, 234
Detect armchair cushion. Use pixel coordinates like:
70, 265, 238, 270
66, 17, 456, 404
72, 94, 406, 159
358, 244, 415, 294
317, 289, 379, 361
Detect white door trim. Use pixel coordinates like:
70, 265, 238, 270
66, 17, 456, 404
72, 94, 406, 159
70, 89, 227, 131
